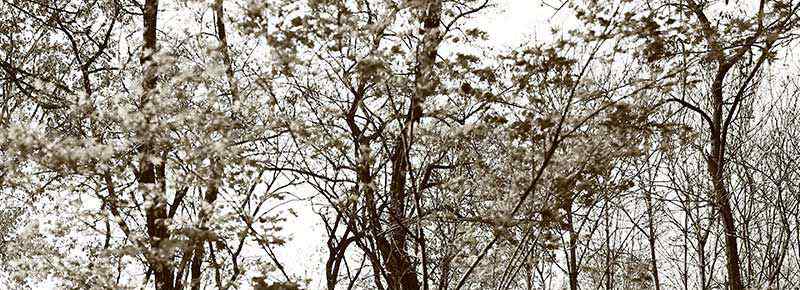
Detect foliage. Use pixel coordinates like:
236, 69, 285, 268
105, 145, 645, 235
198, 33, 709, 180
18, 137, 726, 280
2, 0, 800, 289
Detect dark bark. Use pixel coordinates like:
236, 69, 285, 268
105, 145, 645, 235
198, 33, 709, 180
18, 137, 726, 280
187, 0, 235, 287
708, 67, 744, 290
139, 1, 174, 289
698, 229, 708, 290
381, 1, 443, 289
189, 158, 220, 290
645, 188, 661, 290
604, 193, 612, 290
213, 0, 240, 103
566, 201, 578, 290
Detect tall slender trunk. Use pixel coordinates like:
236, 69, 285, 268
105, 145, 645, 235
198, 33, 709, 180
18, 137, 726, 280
212, 0, 239, 104
645, 188, 661, 290
386, 139, 420, 290
189, 158, 221, 290
682, 212, 688, 290
139, 1, 174, 289
604, 192, 612, 290
189, 2, 237, 287
382, 1, 442, 289
566, 201, 578, 290
698, 241, 706, 290
708, 71, 743, 290
697, 209, 710, 290
388, 123, 417, 290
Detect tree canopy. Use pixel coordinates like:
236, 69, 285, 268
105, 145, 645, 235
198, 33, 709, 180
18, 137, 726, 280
2, 0, 800, 289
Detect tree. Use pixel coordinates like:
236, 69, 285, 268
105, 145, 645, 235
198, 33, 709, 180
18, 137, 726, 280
627, 1, 800, 288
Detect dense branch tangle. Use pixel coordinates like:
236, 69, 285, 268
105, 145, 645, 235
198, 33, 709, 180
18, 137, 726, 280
1, 0, 800, 290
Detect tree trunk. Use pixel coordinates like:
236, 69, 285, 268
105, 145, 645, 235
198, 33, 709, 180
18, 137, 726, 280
139, 0, 174, 289
567, 201, 578, 290
708, 71, 744, 290
212, 0, 239, 104
187, 0, 235, 287
645, 188, 661, 290
604, 193, 612, 290
382, 1, 443, 289
189, 158, 221, 290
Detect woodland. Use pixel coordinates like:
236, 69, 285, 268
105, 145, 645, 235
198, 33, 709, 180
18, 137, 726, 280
2, 0, 800, 289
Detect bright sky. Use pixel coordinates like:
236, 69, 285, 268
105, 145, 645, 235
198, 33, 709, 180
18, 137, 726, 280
484, 0, 558, 47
